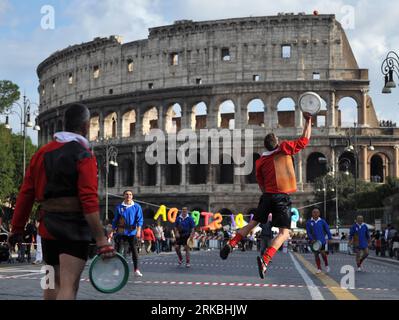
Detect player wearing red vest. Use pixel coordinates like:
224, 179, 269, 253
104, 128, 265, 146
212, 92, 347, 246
9, 104, 115, 300
220, 114, 312, 279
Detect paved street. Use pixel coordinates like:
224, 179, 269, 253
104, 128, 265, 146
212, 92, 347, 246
0, 249, 398, 300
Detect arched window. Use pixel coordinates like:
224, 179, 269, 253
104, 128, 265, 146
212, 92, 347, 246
142, 107, 158, 135
306, 152, 328, 182
104, 112, 117, 138
247, 99, 265, 126
122, 110, 136, 137
218, 154, 234, 184
165, 163, 181, 185
218, 100, 235, 129
338, 97, 358, 128
370, 154, 388, 183
89, 116, 100, 141
165, 103, 182, 134
277, 98, 295, 128
189, 154, 208, 184
191, 102, 207, 130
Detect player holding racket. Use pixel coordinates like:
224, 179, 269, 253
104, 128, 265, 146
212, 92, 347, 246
220, 113, 312, 279
306, 207, 332, 274
10, 104, 115, 300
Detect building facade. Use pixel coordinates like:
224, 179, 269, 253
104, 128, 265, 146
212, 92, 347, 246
36, 13, 399, 222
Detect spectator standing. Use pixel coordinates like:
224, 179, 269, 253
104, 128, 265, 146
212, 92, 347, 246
153, 222, 165, 254
142, 225, 156, 254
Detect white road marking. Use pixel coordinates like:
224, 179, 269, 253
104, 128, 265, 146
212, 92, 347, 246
289, 252, 324, 300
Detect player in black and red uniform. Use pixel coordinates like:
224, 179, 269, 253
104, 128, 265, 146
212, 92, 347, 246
220, 114, 312, 279
10, 103, 115, 300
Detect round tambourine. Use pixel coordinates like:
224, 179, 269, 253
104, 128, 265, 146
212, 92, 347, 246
298, 92, 322, 116
310, 240, 323, 253
89, 252, 129, 294
186, 237, 195, 249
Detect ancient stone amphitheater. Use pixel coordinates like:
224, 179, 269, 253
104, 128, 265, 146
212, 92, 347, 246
36, 13, 399, 224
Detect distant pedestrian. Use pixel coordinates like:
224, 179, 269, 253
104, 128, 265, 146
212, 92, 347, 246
349, 215, 370, 272
174, 207, 195, 267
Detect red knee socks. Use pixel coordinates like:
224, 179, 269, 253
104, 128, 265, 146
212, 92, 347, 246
322, 254, 328, 266
315, 256, 321, 269
262, 247, 277, 264
229, 233, 243, 247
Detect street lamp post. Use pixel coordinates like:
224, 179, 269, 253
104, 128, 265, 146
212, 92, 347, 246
1, 94, 40, 177
381, 51, 399, 94
95, 138, 118, 221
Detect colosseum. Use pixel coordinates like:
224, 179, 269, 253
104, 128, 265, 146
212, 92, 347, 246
36, 13, 399, 225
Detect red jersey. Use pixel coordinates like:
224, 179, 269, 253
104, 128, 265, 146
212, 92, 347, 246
255, 137, 309, 194
11, 139, 99, 239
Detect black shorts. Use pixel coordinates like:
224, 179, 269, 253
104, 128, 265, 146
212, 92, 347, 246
42, 239, 90, 266
176, 235, 190, 246
253, 193, 292, 229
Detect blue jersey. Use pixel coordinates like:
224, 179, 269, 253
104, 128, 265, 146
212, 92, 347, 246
349, 223, 370, 249
175, 215, 195, 236
306, 218, 332, 245
112, 202, 143, 236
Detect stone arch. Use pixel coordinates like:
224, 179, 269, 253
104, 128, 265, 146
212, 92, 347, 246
218, 154, 234, 184
306, 152, 328, 182
276, 97, 295, 128
121, 158, 134, 187
247, 99, 265, 126
49, 122, 55, 139
165, 103, 182, 134
337, 96, 358, 128
191, 101, 207, 130
370, 153, 390, 183
104, 112, 117, 138
56, 119, 63, 132
122, 110, 136, 138
246, 153, 261, 183
142, 106, 158, 135
217, 100, 235, 129
189, 153, 208, 184
143, 162, 157, 186
164, 162, 181, 185
89, 115, 100, 141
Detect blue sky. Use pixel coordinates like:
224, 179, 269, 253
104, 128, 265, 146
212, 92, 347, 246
1, 0, 398, 144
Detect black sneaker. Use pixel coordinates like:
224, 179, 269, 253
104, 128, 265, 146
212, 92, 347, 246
220, 243, 232, 260
256, 256, 268, 279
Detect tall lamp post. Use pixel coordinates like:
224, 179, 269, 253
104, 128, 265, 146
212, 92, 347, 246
95, 138, 118, 221
1, 94, 40, 177
381, 51, 399, 94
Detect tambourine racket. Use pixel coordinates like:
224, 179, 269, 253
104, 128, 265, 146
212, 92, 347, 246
298, 92, 322, 116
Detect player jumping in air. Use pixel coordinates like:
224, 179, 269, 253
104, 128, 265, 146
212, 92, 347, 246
220, 113, 312, 279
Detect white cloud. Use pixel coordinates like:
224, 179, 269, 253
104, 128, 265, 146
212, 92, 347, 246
64, 0, 167, 42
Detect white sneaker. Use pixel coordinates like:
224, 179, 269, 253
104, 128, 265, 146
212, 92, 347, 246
357, 267, 362, 272
316, 269, 322, 274
134, 270, 143, 277
326, 266, 331, 273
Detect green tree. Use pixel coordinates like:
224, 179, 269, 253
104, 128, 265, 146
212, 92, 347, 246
0, 124, 16, 203
11, 134, 37, 189
0, 80, 20, 113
